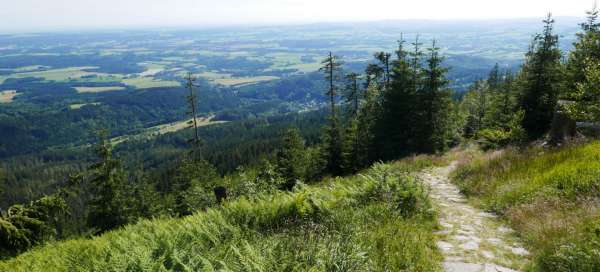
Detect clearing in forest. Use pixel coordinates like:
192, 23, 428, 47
74, 86, 127, 93
0, 90, 20, 103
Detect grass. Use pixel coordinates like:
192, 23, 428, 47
0, 90, 19, 103
69, 103, 101, 110
195, 71, 280, 87
451, 141, 600, 271
121, 77, 181, 89
110, 116, 227, 145
74, 86, 126, 93
0, 66, 108, 84
0, 161, 443, 272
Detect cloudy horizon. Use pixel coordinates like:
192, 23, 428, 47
0, 0, 596, 32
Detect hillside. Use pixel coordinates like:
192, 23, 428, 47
0, 158, 444, 272
452, 141, 600, 271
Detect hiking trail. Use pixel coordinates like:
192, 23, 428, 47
419, 162, 530, 272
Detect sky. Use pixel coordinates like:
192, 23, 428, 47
0, 0, 596, 31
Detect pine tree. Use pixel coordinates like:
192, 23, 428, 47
566, 60, 600, 122
171, 159, 218, 216
356, 82, 380, 167
341, 72, 362, 173
418, 40, 453, 153
461, 80, 489, 137
276, 127, 306, 190
375, 36, 418, 159
375, 52, 392, 90
518, 14, 563, 139
565, 5, 600, 94
319, 52, 344, 175
343, 72, 362, 117
86, 130, 129, 233
487, 63, 501, 90
185, 72, 203, 157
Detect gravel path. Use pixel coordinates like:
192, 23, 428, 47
420, 163, 530, 272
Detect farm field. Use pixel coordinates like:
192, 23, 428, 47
0, 90, 19, 103
110, 116, 227, 145
69, 102, 101, 109
74, 86, 126, 93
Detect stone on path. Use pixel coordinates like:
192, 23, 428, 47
419, 162, 530, 271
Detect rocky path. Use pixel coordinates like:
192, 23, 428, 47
419, 163, 530, 272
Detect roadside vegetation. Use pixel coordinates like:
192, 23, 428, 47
452, 141, 600, 271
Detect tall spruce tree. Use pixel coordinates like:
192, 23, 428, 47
276, 128, 306, 190
375, 37, 418, 159
184, 72, 202, 157
518, 14, 563, 139
86, 130, 129, 233
341, 72, 363, 173
343, 72, 362, 117
565, 5, 600, 94
319, 52, 344, 175
418, 40, 453, 153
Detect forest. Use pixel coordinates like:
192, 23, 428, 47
0, 8, 600, 272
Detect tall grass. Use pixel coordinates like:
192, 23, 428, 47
1, 162, 442, 272
452, 141, 600, 271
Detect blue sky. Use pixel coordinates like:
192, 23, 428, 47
0, 0, 595, 31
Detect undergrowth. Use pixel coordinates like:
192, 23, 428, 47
1, 161, 442, 272
452, 141, 600, 271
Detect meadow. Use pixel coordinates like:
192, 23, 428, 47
109, 116, 227, 145
74, 86, 126, 93
451, 141, 600, 271
0, 90, 19, 103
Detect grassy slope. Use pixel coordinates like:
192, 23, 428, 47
452, 141, 600, 271
1, 158, 444, 272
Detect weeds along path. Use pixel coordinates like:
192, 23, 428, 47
420, 162, 530, 272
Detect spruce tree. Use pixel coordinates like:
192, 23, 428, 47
565, 5, 600, 94
319, 52, 344, 175
518, 14, 563, 139
184, 72, 202, 157
86, 130, 129, 233
276, 127, 306, 190
343, 72, 362, 117
418, 40, 453, 153
566, 60, 600, 122
375, 36, 418, 159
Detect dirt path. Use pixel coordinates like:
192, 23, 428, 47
419, 162, 530, 272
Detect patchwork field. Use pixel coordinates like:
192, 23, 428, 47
69, 102, 101, 109
0, 90, 19, 103
110, 116, 227, 145
74, 86, 126, 93
195, 71, 280, 86
0, 66, 108, 84
122, 77, 181, 89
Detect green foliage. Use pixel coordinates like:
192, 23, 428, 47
564, 6, 600, 96
342, 118, 360, 173
460, 64, 525, 150
276, 127, 307, 190
171, 158, 219, 216
0, 161, 442, 271
0, 195, 68, 257
452, 141, 600, 271
86, 130, 130, 233
565, 60, 600, 122
476, 110, 525, 150
518, 14, 563, 139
